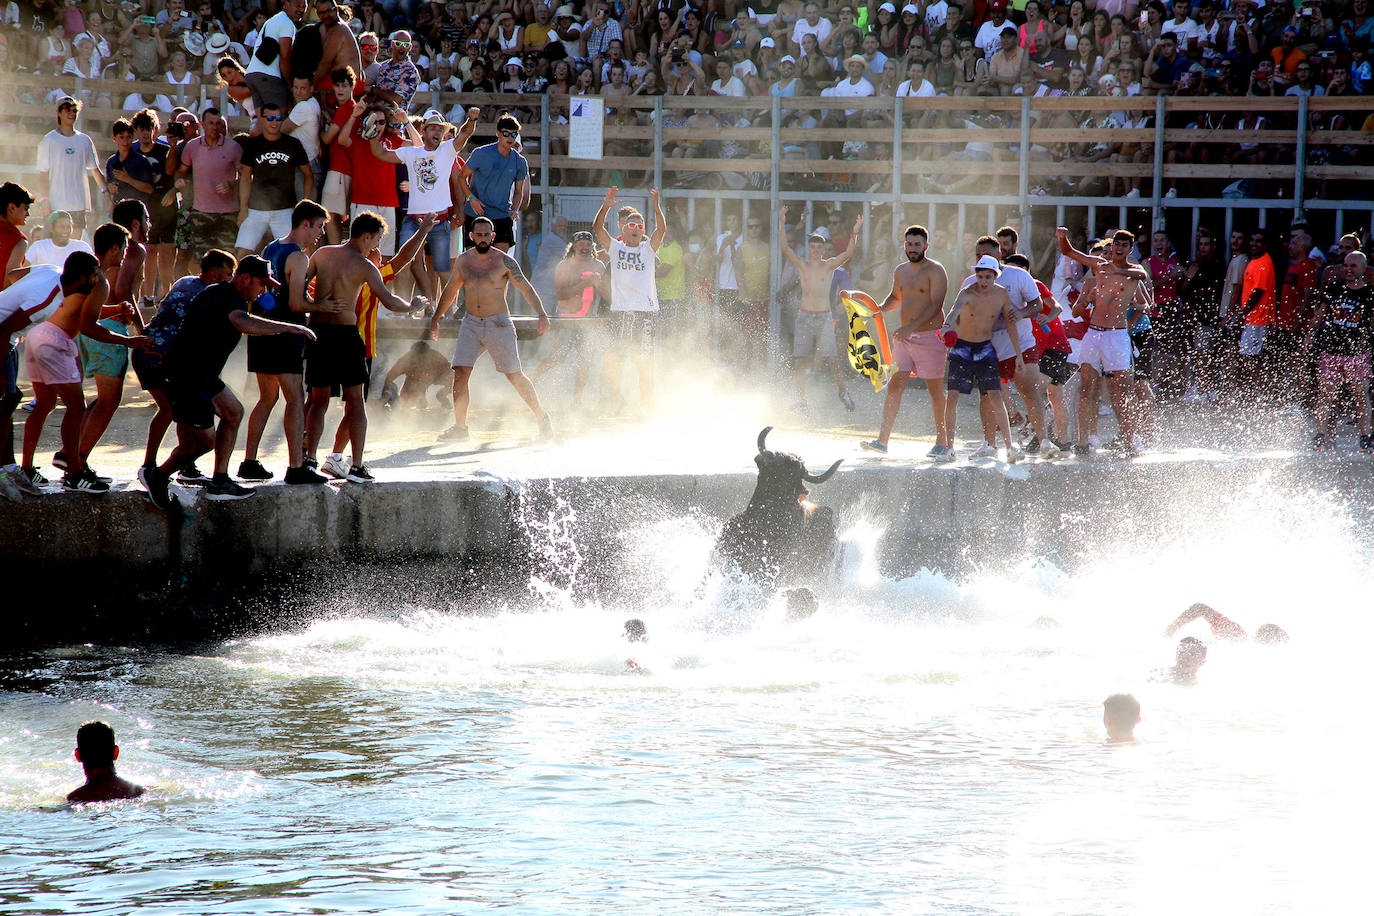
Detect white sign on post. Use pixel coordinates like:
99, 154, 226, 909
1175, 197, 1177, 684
568, 97, 604, 161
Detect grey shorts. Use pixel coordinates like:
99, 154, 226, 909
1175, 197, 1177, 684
452, 312, 521, 374
793, 310, 837, 359
246, 71, 291, 114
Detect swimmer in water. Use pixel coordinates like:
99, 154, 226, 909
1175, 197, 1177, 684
1164, 602, 1289, 644
66, 720, 145, 804
785, 588, 818, 622
624, 618, 648, 673
1103, 693, 1140, 743
1153, 636, 1208, 685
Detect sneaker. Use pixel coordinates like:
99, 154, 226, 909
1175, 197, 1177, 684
302, 455, 319, 471
934, 446, 956, 464
320, 454, 350, 479
860, 439, 888, 454
1098, 404, 1112, 417
1362, 435, 1374, 453
1125, 187, 1141, 198
237, 459, 274, 481
1087, 435, 1101, 451
6, 464, 41, 495
138, 465, 171, 511
971, 443, 998, 459
1024, 436, 1041, 455
440, 425, 470, 441
839, 390, 856, 412
1049, 436, 1071, 453
346, 464, 375, 483
20, 398, 35, 411
1310, 433, 1327, 451
204, 476, 256, 500
538, 414, 555, 440
925, 443, 943, 458
1073, 444, 1091, 458
177, 463, 209, 485
0, 469, 21, 502
1040, 438, 1061, 459
19, 466, 49, 488
284, 464, 329, 485
63, 467, 109, 494
52, 450, 68, 470
1006, 444, 1024, 464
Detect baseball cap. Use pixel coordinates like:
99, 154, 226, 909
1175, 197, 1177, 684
780, 54, 797, 63
879, 2, 897, 11
901, 3, 919, 13
731, 39, 745, 48
845, 53, 867, 66
975, 254, 1002, 274
422, 109, 446, 126
555, 4, 575, 16
237, 255, 282, 287
761, 37, 775, 48
989, 0, 1008, 10
506, 56, 524, 68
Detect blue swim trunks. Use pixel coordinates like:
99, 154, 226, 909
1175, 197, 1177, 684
945, 338, 1001, 394
80, 318, 130, 380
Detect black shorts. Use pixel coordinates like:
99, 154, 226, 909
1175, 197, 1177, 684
1131, 328, 1155, 379
305, 324, 369, 392
462, 214, 515, 249
1037, 348, 1076, 386
247, 329, 307, 376
147, 204, 179, 245
167, 375, 225, 430
945, 338, 1001, 394
130, 348, 168, 391
2, 345, 19, 409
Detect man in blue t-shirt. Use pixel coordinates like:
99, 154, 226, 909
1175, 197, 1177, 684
103, 118, 156, 211
457, 113, 530, 253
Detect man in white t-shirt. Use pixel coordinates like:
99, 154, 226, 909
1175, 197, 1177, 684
1165, 0, 1203, 57
26, 212, 94, 268
790, 3, 833, 57
592, 186, 668, 410
825, 56, 876, 125
709, 57, 747, 96
369, 108, 479, 313
925, 0, 950, 32
284, 75, 323, 193
896, 60, 936, 97
36, 98, 104, 236
246, 0, 304, 115
975, 0, 1011, 59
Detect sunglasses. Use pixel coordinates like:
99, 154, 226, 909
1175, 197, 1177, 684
263, 114, 284, 121
388, 121, 406, 129
393, 41, 412, 48
500, 130, 519, 138
747, 223, 762, 229
624, 222, 645, 230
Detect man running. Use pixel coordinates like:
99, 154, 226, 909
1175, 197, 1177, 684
860, 224, 950, 459
938, 255, 1024, 462
239, 200, 345, 485
429, 216, 552, 441
1056, 227, 1152, 456
301, 211, 428, 482
592, 186, 667, 413
778, 205, 860, 412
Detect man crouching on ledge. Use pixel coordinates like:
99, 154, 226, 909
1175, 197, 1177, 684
67, 720, 144, 804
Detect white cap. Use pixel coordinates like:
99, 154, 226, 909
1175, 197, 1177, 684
760, 37, 775, 48
779, 54, 797, 64
506, 56, 524, 69
975, 254, 1002, 275
902, 3, 920, 13
422, 109, 446, 126
880, 2, 897, 11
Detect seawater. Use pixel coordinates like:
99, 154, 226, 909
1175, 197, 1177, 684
2, 477, 1370, 915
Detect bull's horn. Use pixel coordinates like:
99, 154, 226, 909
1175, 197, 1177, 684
757, 426, 773, 454
801, 459, 842, 484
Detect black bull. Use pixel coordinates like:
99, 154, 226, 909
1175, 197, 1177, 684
714, 427, 843, 586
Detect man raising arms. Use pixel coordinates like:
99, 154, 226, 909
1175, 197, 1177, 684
429, 216, 552, 442
592, 186, 667, 412
778, 205, 860, 412
302, 212, 428, 482
860, 225, 950, 459
1057, 227, 1152, 456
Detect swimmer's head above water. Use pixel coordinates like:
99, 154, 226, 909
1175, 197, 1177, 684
1103, 693, 1140, 743
623, 619, 647, 643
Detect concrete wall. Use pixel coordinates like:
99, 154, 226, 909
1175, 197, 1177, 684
5, 455, 1371, 642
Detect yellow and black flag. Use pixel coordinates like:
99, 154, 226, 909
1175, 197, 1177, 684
840, 291, 895, 392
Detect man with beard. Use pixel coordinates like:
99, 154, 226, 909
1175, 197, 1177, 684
309, 0, 362, 92
429, 216, 552, 442
860, 225, 952, 459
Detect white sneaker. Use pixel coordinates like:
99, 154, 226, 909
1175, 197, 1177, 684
321, 454, 351, 479
971, 443, 998, 459
1125, 188, 1141, 198
1087, 434, 1101, 451
1006, 444, 1024, 464
1098, 403, 1112, 417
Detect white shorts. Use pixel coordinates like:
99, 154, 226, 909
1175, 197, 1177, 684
1239, 324, 1268, 356
1077, 326, 1133, 375
990, 318, 1035, 360
322, 171, 351, 217
350, 203, 397, 257
234, 208, 294, 252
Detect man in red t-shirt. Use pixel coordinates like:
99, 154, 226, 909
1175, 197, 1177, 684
321, 67, 361, 244
0, 182, 33, 290
347, 110, 405, 257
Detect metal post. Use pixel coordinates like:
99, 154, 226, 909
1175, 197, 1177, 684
1018, 95, 1031, 236
1293, 94, 1308, 221
540, 94, 551, 215
891, 96, 902, 219
1150, 94, 1166, 226
769, 94, 782, 351
653, 96, 664, 193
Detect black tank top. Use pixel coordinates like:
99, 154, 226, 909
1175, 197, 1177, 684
291, 22, 325, 83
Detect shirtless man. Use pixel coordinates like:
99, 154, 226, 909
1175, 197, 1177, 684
21, 227, 151, 492
302, 211, 427, 482
1056, 227, 1152, 457
1102, 693, 1140, 743
429, 216, 552, 441
311, 0, 362, 93
380, 340, 452, 409
859, 225, 950, 459
938, 255, 1024, 462
67, 721, 145, 804
1164, 602, 1289, 644
779, 205, 861, 411
530, 230, 607, 401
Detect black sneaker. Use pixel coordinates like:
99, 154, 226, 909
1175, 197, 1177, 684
302, 455, 319, 471
138, 465, 171, 511
237, 459, 274, 481
1073, 444, 1091, 458
839, 390, 856, 412
1025, 436, 1041, 455
63, 467, 109, 494
345, 464, 375, 483
52, 450, 68, 470
19, 466, 49, 488
1049, 436, 1071, 453
204, 476, 256, 500
177, 463, 210, 485
440, 425, 469, 441
284, 464, 329, 484
1362, 434, 1374, 453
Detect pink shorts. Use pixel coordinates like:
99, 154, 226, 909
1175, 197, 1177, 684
893, 329, 948, 380
23, 321, 81, 386
1318, 352, 1371, 385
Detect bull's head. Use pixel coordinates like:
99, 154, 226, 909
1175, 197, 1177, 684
754, 426, 842, 501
